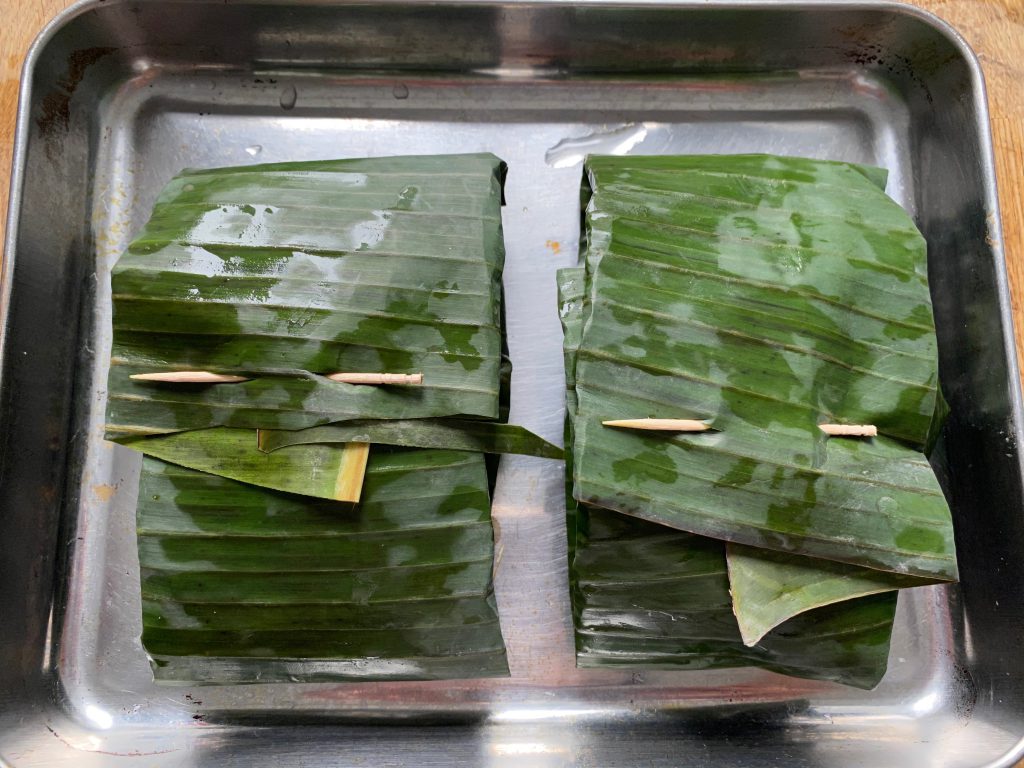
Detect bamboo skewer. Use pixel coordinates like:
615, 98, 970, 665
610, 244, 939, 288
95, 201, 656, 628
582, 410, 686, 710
818, 424, 877, 437
603, 418, 711, 432
130, 371, 424, 386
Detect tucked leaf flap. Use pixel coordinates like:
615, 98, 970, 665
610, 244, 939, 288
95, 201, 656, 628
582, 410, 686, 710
572, 506, 899, 689
725, 543, 928, 647
121, 428, 367, 501
258, 418, 562, 458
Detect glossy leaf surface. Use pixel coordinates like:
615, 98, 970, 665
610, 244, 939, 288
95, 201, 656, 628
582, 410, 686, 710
560, 153, 958, 688
105, 153, 507, 439
562, 265, 896, 687
138, 450, 508, 682
574, 153, 956, 584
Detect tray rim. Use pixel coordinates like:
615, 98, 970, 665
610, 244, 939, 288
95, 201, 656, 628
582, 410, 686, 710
3, 2, 1023, 767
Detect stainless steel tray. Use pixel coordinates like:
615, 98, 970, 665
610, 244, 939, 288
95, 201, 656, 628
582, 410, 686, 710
2, 1, 1022, 765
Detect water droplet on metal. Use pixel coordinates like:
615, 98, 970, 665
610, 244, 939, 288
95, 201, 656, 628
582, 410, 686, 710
245, 144, 262, 157
279, 85, 297, 110
392, 83, 409, 99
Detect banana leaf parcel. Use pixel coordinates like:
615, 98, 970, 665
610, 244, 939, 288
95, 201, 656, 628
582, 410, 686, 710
105, 154, 541, 682
106, 153, 507, 440
562, 154, 957, 689
138, 450, 507, 683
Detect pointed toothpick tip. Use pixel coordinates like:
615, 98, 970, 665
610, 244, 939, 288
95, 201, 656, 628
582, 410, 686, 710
819, 423, 877, 437
602, 418, 711, 432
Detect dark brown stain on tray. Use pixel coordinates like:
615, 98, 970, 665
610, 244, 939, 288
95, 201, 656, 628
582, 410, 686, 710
36, 47, 117, 139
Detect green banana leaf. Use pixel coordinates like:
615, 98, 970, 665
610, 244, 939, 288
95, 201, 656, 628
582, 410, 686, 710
725, 544, 921, 646
257, 418, 562, 459
573, 507, 898, 690
119, 417, 560, 499
570, 155, 956, 651
105, 153, 507, 439
562, 155, 960, 684
121, 428, 367, 501
137, 449, 508, 683
559, 276, 898, 688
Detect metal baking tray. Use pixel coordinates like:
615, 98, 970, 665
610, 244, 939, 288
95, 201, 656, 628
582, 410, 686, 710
2, 0, 1022, 765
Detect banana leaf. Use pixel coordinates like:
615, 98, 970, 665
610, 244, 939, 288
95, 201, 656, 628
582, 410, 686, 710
724, 544, 920, 645
559, 270, 898, 688
119, 417, 559, 499
562, 155, 958, 686
105, 153, 507, 439
137, 449, 508, 683
257, 418, 562, 458
573, 507, 898, 689
120, 428, 370, 501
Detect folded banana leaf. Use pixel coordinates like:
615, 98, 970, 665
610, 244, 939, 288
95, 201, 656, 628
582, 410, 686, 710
573, 507, 898, 690
120, 428, 370, 501
108, 153, 523, 682
257, 418, 562, 458
119, 416, 559, 500
138, 449, 508, 683
105, 153, 507, 440
562, 154, 957, 686
560, 266, 898, 689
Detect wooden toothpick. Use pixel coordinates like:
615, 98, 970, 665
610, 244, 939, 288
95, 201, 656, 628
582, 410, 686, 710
130, 371, 424, 386
600, 419, 877, 437
130, 371, 249, 383
326, 372, 424, 386
603, 418, 711, 432
819, 424, 877, 437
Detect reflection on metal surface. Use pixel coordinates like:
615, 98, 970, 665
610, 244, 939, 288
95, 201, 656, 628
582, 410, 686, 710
545, 123, 651, 168
912, 690, 942, 716
491, 741, 567, 756
82, 705, 113, 730
489, 707, 612, 723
